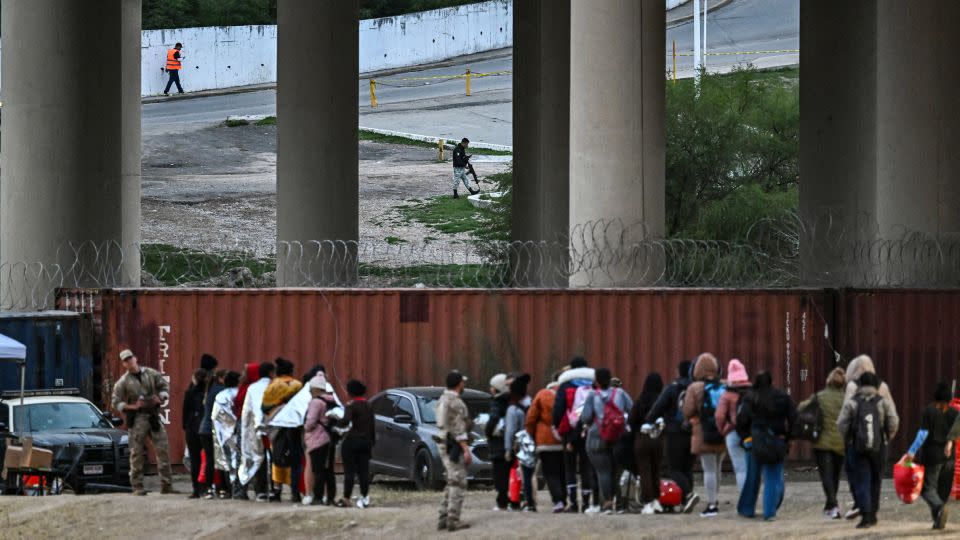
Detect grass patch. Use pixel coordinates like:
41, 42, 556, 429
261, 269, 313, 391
224, 119, 250, 127
141, 243, 273, 285
385, 236, 407, 245
396, 196, 488, 235
359, 263, 503, 287
359, 129, 512, 156
255, 116, 277, 126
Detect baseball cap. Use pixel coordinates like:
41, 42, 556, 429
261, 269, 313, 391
446, 370, 468, 389
119, 349, 134, 361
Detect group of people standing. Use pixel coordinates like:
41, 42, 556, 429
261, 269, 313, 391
438, 353, 959, 531
180, 355, 377, 508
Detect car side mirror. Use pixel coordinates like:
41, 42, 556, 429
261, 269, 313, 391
110, 416, 123, 427
393, 414, 415, 425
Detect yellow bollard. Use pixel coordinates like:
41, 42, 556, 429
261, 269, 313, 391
672, 40, 677, 84
438, 139, 445, 161
369, 79, 378, 108
465, 69, 472, 96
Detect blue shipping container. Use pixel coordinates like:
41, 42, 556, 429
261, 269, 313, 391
0, 311, 95, 400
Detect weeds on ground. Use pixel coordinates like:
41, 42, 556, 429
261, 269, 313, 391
396, 196, 489, 235
141, 243, 273, 285
224, 119, 250, 127
359, 129, 512, 156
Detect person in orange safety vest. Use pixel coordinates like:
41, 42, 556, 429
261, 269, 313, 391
164, 42, 185, 96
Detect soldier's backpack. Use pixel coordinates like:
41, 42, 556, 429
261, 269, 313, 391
700, 380, 726, 445
851, 394, 884, 455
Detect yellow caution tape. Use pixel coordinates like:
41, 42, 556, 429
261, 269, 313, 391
672, 49, 799, 57
387, 70, 512, 82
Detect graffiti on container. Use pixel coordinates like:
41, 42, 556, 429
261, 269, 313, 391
158, 325, 172, 425
784, 312, 791, 395
801, 311, 807, 342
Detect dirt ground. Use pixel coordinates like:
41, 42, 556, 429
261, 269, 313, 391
1, 473, 953, 540
141, 123, 509, 253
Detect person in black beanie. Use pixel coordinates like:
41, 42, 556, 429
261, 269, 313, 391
336, 379, 376, 508
201, 353, 218, 371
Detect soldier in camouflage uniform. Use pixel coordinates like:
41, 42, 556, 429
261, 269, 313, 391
111, 349, 175, 495
437, 371, 473, 532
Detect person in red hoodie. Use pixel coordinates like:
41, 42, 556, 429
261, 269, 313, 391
716, 359, 751, 492
526, 376, 566, 513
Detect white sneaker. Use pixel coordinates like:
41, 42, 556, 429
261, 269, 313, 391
652, 500, 664, 514
585, 505, 602, 514
356, 496, 370, 509
301, 495, 314, 506
641, 502, 656, 515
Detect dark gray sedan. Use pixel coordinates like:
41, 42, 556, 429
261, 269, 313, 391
369, 387, 492, 490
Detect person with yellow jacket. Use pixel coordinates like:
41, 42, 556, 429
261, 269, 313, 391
164, 42, 185, 96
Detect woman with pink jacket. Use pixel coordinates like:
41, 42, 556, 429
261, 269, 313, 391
716, 359, 752, 491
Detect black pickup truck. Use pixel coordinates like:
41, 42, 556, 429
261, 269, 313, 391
1, 389, 130, 493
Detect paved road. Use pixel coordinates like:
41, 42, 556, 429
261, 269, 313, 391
143, 0, 798, 144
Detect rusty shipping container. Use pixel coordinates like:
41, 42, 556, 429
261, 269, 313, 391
59, 288, 834, 464
827, 289, 960, 458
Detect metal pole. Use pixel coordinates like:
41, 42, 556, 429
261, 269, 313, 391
693, 0, 703, 75
703, 0, 708, 71
465, 69, 472, 96
672, 40, 677, 84
369, 79, 378, 108
19, 360, 25, 408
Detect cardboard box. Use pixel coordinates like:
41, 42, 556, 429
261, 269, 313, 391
1, 437, 54, 478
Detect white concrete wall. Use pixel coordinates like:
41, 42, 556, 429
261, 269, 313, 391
360, 0, 511, 73
666, 0, 689, 10
141, 25, 277, 95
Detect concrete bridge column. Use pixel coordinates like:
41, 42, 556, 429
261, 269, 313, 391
1, 0, 142, 309
511, 0, 571, 287
800, 0, 960, 286
276, 0, 359, 286
568, 0, 665, 287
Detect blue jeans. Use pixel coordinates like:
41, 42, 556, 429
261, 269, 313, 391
846, 447, 882, 514
725, 431, 748, 491
737, 451, 785, 519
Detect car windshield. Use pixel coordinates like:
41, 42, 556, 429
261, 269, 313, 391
417, 396, 488, 426
14, 402, 112, 432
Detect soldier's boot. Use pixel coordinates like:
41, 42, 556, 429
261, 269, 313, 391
437, 518, 448, 531
447, 522, 470, 532
132, 486, 148, 496
161, 484, 182, 495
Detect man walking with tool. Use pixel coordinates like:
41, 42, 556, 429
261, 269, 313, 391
111, 348, 176, 496
452, 138, 478, 198
437, 370, 473, 532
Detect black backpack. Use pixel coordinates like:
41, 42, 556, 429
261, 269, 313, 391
851, 394, 884, 455
700, 381, 725, 445
793, 393, 824, 442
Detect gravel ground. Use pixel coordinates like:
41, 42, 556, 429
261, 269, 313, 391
0, 474, 953, 539
141, 122, 509, 256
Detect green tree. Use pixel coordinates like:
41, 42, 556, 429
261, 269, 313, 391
665, 67, 799, 237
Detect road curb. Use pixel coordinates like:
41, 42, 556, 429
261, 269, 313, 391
220, 116, 514, 152
358, 126, 512, 153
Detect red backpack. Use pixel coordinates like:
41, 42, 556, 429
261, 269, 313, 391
599, 388, 626, 444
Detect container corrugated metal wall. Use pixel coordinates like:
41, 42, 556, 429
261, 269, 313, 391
64, 288, 831, 464
829, 289, 960, 457
0, 312, 96, 400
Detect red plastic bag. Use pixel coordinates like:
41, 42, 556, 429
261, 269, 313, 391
950, 398, 960, 500
198, 449, 208, 484
894, 456, 924, 504
508, 461, 522, 505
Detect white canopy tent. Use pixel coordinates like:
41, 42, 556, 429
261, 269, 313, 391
0, 334, 28, 412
